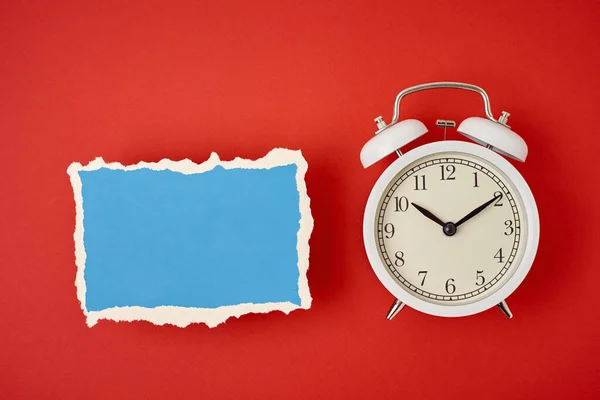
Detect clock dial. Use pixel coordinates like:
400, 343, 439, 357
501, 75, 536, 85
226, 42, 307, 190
375, 152, 529, 305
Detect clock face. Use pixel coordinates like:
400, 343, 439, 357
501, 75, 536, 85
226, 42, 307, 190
375, 151, 529, 305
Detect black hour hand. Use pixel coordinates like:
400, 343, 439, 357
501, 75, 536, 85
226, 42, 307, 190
411, 202, 445, 227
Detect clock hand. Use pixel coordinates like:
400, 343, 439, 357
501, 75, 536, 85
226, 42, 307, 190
411, 202, 445, 227
454, 193, 502, 228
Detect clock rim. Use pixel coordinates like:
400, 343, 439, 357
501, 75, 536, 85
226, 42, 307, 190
363, 140, 540, 317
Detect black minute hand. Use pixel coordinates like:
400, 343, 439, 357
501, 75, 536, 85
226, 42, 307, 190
454, 193, 502, 228
411, 202, 445, 227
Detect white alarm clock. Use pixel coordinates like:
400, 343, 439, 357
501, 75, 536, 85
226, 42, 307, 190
361, 82, 540, 320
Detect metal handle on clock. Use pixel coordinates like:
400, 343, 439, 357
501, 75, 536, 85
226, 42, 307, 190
390, 82, 503, 125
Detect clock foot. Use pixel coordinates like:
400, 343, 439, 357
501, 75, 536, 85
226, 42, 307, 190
386, 299, 405, 320
497, 300, 513, 319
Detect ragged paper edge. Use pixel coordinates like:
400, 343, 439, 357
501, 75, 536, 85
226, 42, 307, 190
67, 148, 313, 328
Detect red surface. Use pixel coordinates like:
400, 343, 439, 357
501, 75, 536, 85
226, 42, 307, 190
2, 1, 599, 398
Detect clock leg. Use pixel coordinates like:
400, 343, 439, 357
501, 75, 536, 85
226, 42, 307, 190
497, 300, 513, 319
386, 298, 405, 320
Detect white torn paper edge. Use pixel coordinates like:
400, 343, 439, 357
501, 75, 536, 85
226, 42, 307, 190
67, 148, 313, 328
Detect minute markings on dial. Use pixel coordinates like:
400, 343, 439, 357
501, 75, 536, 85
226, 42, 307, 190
376, 157, 522, 301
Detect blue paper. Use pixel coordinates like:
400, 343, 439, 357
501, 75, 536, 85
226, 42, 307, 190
68, 150, 312, 327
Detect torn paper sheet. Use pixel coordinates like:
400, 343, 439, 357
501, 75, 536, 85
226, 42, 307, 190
67, 148, 313, 328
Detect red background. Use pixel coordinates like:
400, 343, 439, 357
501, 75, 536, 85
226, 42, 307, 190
2, 1, 599, 398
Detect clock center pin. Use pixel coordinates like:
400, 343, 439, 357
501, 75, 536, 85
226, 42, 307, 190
443, 222, 457, 236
